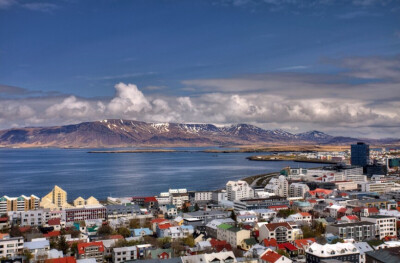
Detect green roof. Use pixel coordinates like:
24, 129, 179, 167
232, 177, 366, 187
244, 238, 257, 246
227, 226, 242, 233
217, 223, 233, 230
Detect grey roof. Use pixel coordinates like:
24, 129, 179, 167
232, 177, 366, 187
330, 221, 375, 227
366, 247, 400, 263
24, 240, 50, 250
125, 259, 182, 263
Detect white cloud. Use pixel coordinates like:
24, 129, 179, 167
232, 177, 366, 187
0, 54, 399, 138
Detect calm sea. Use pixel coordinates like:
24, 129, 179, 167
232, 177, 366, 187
0, 148, 322, 200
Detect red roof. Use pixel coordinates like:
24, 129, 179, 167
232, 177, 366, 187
263, 238, 278, 247
260, 250, 282, 263
209, 239, 232, 252
19, 226, 31, 233
144, 197, 158, 203
278, 242, 298, 251
269, 205, 289, 210
151, 218, 167, 224
158, 223, 172, 230
308, 188, 332, 196
43, 231, 61, 238
77, 241, 104, 255
308, 199, 317, 203
0, 217, 8, 223
353, 207, 362, 213
294, 238, 316, 248
48, 218, 61, 226
344, 215, 358, 220
368, 207, 379, 213
300, 212, 311, 217
338, 208, 347, 213
45, 257, 76, 263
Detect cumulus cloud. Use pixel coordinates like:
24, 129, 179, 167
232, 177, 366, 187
0, 54, 400, 138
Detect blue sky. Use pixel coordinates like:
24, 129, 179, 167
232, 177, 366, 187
0, 0, 400, 137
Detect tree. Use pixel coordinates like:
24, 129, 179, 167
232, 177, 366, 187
230, 210, 237, 222
277, 249, 290, 258
183, 236, 195, 247
70, 242, 79, 256
97, 224, 113, 236
129, 219, 140, 229
331, 238, 344, 244
194, 203, 200, 211
9, 225, 22, 237
117, 227, 131, 238
57, 235, 69, 254
23, 249, 34, 263
277, 209, 297, 218
171, 240, 185, 257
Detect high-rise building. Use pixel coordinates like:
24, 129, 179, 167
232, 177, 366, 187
289, 183, 310, 198
40, 185, 71, 209
0, 195, 40, 214
351, 142, 370, 167
264, 175, 289, 197
226, 180, 254, 201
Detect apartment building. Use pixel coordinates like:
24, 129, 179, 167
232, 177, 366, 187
77, 242, 104, 263
194, 191, 213, 203
326, 221, 376, 241
112, 246, 137, 263
333, 181, 358, 191
359, 182, 399, 194
233, 197, 289, 211
289, 183, 310, 198
64, 205, 107, 222
361, 215, 397, 239
259, 222, 299, 243
264, 176, 289, 197
105, 204, 141, 219
226, 180, 254, 201
288, 212, 312, 225
306, 242, 360, 263
0, 236, 24, 259
0, 195, 40, 214
41, 185, 71, 209
217, 224, 251, 248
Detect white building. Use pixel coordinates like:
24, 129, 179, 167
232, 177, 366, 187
182, 251, 237, 263
112, 246, 137, 263
306, 243, 360, 263
264, 176, 288, 197
361, 215, 397, 239
226, 180, 254, 201
0, 236, 24, 259
23, 238, 50, 261
289, 183, 310, 198
345, 174, 367, 183
354, 242, 373, 263
359, 181, 400, 194
194, 191, 213, 202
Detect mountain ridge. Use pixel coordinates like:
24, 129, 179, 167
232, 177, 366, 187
0, 119, 398, 148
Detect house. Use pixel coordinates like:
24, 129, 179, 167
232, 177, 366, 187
353, 242, 373, 263
162, 205, 178, 218
144, 197, 158, 210
209, 239, 232, 252
278, 242, 298, 257
47, 218, 62, 231
24, 238, 50, 261
146, 248, 173, 259
112, 246, 137, 263
150, 218, 168, 232
77, 241, 104, 263
216, 224, 251, 248
294, 238, 316, 255
131, 228, 153, 237
287, 212, 312, 225
306, 242, 360, 263
365, 247, 400, 263
263, 238, 278, 250
260, 249, 292, 263
259, 222, 298, 243
253, 209, 277, 221
305, 189, 333, 199
340, 215, 359, 223
205, 219, 235, 239
240, 237, 257, 251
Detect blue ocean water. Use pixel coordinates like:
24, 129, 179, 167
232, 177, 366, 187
0, 148, 322, 200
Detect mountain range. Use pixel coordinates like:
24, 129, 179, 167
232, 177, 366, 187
0, 119, 398, 147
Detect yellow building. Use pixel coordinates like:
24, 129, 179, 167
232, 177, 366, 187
41, 185, 72, 209
73, 196, 100, 207
0, 195, 40, 214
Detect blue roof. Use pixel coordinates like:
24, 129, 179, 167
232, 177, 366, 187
132, 228, 153, 236
166, 204, 176, 210
180, 225, 193, 230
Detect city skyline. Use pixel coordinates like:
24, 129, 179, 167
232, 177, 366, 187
0, 0, 399, 138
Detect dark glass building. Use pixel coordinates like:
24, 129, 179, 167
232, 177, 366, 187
351, 142, 370, 167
